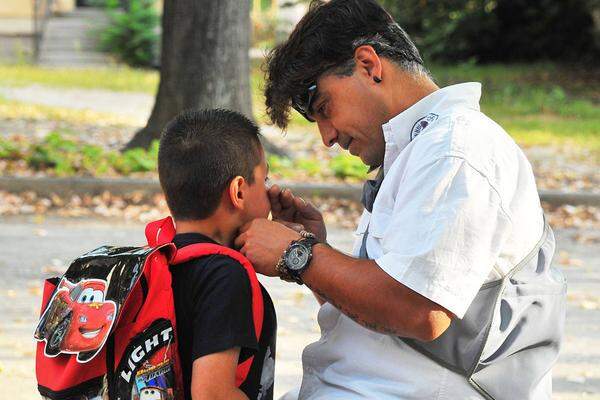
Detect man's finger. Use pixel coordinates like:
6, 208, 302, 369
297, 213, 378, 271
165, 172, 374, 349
293, 195, 307, 211
268, 185, 283, 214
294, 196, 323, 220
238, 220, 253, 234
234, 231, 247, 249
280, 188, 295, 209
268, 184, 282, 199
274, 219, 305, 232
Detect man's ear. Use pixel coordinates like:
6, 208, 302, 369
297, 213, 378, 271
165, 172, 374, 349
227, 176, 246, 211
354, 45, 383, 83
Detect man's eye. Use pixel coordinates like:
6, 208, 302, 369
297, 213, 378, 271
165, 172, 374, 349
317, 103, 327, 117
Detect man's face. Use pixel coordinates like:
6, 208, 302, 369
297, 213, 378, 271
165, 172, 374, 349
309, 70, 389, 168
242, 146, 271, 221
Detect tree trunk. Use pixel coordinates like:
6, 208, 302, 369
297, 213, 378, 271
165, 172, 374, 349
125, 0, 253, 150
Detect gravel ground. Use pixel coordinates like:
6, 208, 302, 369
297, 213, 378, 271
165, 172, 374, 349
0, 215, 598, 399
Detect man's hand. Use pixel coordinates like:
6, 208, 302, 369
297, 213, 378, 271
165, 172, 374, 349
235, 218, 301, 276
269, 184, 327, 243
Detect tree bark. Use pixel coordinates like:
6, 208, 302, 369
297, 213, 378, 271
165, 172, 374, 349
125, 0, 253, 150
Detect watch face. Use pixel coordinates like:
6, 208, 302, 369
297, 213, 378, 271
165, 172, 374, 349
285, 243, 310, 271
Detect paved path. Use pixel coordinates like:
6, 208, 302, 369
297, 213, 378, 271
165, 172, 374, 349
0, 84, 153, 125
0, 216, 598, 399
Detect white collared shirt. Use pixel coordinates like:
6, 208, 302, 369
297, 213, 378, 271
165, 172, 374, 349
297, 83, 548, 399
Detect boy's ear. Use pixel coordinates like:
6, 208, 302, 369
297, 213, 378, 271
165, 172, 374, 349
228, 176, 246, 211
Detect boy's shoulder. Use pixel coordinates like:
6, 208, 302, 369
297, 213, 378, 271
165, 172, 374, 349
171, 252, 252, 292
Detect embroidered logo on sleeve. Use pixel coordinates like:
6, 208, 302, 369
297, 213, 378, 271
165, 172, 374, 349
410, 113, 439, 140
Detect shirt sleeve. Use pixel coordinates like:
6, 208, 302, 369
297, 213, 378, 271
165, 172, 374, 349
189, 255, 259, 361
374, 155, 513, 318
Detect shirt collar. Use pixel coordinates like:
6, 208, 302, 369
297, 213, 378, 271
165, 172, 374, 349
173, 232, 219, 248
380, 82, 482, 174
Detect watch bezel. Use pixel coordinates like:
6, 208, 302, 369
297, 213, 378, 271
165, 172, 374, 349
284, 242, 312, 272
282, 236, 318, 281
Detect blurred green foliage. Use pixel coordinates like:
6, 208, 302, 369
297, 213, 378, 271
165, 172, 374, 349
99, 0, 159, 68
330, 154, 368, 180
1, 132, 159, 177
267, 154, 367, 181
380, 0, 599, 63
0, 61, 597, 164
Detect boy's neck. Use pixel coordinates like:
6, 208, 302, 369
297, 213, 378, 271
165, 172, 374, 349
175, 218, 238, 248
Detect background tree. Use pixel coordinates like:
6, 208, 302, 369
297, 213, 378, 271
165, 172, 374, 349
125, 0, 253, 149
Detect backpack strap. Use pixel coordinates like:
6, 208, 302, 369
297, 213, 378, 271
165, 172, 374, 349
145, 216, 177, 248
145, 217, 265, 386
172, 243, 265, 387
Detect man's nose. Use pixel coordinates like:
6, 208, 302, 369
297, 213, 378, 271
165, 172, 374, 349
317, 120, 337, 147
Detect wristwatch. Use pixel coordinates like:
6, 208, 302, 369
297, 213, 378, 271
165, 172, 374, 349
276, 231, 318, 285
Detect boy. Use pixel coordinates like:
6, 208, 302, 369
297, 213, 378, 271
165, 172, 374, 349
157, 109, 277, 400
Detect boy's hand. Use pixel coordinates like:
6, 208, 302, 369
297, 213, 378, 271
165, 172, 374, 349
235, 218, 301, 276
191, 347, 249, 400
268, 184, 327, 243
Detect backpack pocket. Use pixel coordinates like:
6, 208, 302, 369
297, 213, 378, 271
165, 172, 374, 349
112, 318, 178, 400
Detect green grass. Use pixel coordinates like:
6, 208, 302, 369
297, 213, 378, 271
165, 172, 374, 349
0, 131, 368, 181
0, 131, 159, 177
0, 64, 158, 93
0, 96, 136, 126
0, 61, 598, 156
430, 63, 600, 155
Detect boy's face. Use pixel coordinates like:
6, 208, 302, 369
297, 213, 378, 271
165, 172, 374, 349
241, 147, 271, 222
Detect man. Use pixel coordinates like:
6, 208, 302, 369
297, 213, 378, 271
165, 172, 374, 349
235, 1, 566, 399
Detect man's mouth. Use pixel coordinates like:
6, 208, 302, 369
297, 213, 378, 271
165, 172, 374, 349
340, 138, 353, 151
348, 139, 358, 156
79, 326, 104, 339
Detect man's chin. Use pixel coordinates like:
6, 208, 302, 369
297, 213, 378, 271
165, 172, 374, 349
360, 154, 383, 171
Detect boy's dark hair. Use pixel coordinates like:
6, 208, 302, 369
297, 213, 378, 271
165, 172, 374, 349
264, 0, 426, 129
158, 109, 262, 221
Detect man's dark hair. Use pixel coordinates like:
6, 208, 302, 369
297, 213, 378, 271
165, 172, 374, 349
264, 0, 426, 129
158, 109, 262, 220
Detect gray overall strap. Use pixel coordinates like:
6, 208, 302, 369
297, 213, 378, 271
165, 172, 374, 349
359, 167, 384, 259
361, 167, 384, 214
359, 216, 566, 400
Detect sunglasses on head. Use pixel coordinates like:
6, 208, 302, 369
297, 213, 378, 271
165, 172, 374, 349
291, 84, 318, 122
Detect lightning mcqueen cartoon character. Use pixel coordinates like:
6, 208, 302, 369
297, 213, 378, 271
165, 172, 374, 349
35, 278, 117, 362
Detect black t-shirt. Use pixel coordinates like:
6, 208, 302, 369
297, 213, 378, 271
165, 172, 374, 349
171, 233, 277, 400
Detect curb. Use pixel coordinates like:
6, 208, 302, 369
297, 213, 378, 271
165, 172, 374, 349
1, 176, 599, 207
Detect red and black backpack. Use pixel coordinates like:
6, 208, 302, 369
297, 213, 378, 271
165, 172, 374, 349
35, 216, 264, 400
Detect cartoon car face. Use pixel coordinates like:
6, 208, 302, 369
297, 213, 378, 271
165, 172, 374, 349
35, 278, 117, 362
139, 386, 167, 400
